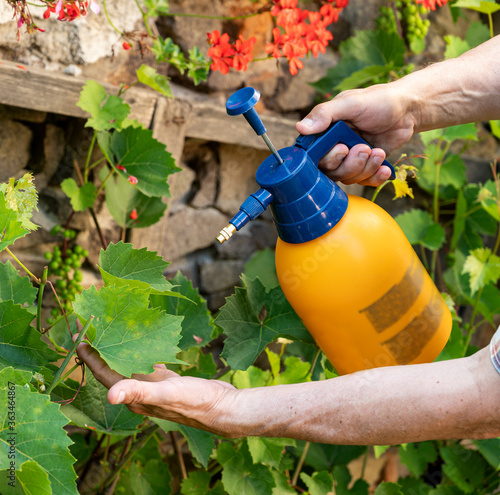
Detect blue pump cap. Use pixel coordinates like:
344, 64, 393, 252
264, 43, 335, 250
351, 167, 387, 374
226, 87, 266, 136
256, 147, 348, 243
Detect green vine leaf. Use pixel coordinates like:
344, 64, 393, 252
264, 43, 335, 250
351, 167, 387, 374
150, 272, 215, 350
0, 300, 60, 372
374, 483, 404, 495
0, 368, 78, 495
101, 167, 167, 229
118, 460, 172, 495
143, 0, 170, 16
398, 442, 438, 478
439, 445, 487, 493
0, 460, 51, 495
77, 80, 130, 131
462, 248, 500, 295
51, 372, 142, 435
333, 465, 370, 495
137, 64, 173, 98
98, 241, 174, 295
395, 209, 445, 251
247, 437, 295, 470
97, 125, 180, 198
0, 173, 39, 232
453, 0, 500, 14
0, 261, 38, 310
301, 471, 334, 495
181, 471, 212, 495
153, 418, 217, 469
0, 193, 29, 252
216, 275, 314, 370
73, 285, 183, 377
217, 441, 275, 495
60, 178, 97, 212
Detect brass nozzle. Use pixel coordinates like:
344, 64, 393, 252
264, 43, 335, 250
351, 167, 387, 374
217, 224, 237, 244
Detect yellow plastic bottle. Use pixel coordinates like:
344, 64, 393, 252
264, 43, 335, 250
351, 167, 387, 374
219, 86, 452, 375
275, 194, 452, 375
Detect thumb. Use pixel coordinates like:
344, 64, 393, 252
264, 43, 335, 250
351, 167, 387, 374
108, 379, 162, 406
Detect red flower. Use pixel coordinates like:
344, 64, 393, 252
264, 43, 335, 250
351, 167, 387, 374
122, 41, 132, 50
415, 0, 448, 9
207, 29, 256, 74
129, 209, 138, 220
116, 165, 127, 172
128, 175, 138, 185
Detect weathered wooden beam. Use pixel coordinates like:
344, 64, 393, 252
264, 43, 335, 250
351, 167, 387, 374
0, 60, 298, 149
0, 60, 157, 126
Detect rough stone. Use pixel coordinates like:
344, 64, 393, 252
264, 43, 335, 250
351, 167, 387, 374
0, 118, 33, 182
162, 206, 228, 261
275, 50, 339, 112
43, 124, 66, 183
164, 257, 199, 287
200, 259, 245, 293
216, 144, 270, 214
190, 150, 219, 208
0, 104, 46, 123
170, 162, 197, 211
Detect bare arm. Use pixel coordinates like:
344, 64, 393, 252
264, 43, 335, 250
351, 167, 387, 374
76, 340, 500, 445
297, 35, 500, 186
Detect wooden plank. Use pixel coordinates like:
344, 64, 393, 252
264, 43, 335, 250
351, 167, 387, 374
184, 99, 297, 150
0, 60, 298, 149
0, 60, 157, 126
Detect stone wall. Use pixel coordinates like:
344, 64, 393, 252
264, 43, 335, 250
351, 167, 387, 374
0, 0, 498, 314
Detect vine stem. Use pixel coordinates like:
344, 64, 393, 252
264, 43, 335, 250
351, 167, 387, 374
5, 247, 41, 283
36, 267, 48, 333
84, 133, 97, 183
170, 431, 188, 479
46, 316, 94, 395
371, 180, 390, 203
292, 441, 311, 487
102, 0, 123, 36
463, 288, 483, 355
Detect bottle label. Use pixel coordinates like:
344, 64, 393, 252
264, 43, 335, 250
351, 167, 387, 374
359, 256, 425, 333
359, 255, 444, 365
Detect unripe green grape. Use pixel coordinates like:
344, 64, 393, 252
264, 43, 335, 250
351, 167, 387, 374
44, 251, 53, 261
53, 245, 61, 255
49, 261, 60, 271
74, 270, 83, 282
47, 317, 55, 325
50, 225, 61, 236
55, 279, 67, 290
50, 308, 60, 317
74, 245, 83, 254
82, 249, 89, 258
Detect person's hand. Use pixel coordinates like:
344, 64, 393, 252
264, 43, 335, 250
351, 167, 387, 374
74, 335, 241, 437
296, 84, 416, 186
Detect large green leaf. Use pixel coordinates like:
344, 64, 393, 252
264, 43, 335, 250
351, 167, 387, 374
333, 465, 369, 495
398, 442, 437, 477
102, 167, 167, 229
453, 0, 500, 14
0, 460, 52, 495
217, 441, 275, 495
0, 194, 29, 252
247, 437, 295, 470
336, 65, 389, 92
395, 209, 445, 251
137, 64, 173, 98
0, 369, 77, 494
465, 21, 491, 48
76, 80, 130, 131
301, 471, 333, 495
0, 173, 39, 231
444, 35, 470, 59
216, 275, 314, 370
462, 248, 500, 295
51, 373, 142, 435
60, 178, 97, 212
293, 442, 366, 472
97, 126, 179, 198
0, 261, 38, 308
440, 445, 487, 493
73, 285, 183, 376
374, 483, 404, 495
150, 272, 214, 350
98, 241, 173, 295
153, 418, 217, 468
0, 300, 59, 372
116, 459, 172, 495
474, 438, 500, 470
243, 248, 279, 291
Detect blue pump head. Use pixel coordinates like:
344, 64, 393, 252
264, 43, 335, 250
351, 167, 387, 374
216, 87, 395, 245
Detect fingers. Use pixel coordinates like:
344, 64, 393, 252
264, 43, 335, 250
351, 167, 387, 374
73, 334, 123, 389
319, 144, 391, 187
296, 101, 336, 135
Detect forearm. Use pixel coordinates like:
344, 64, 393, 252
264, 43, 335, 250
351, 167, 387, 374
233, 348, 500, 445
397, 35, 500, 132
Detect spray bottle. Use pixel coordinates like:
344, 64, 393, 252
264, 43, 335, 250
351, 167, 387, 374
217, 87, 452, 375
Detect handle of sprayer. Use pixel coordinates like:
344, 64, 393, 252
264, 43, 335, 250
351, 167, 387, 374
294, 121, 396, 179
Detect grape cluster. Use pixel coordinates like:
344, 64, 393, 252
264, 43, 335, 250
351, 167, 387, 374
376, 0, 430, 50
45, 225, 88, 325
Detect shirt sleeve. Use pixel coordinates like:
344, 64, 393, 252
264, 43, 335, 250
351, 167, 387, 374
490, 325, 500, 374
